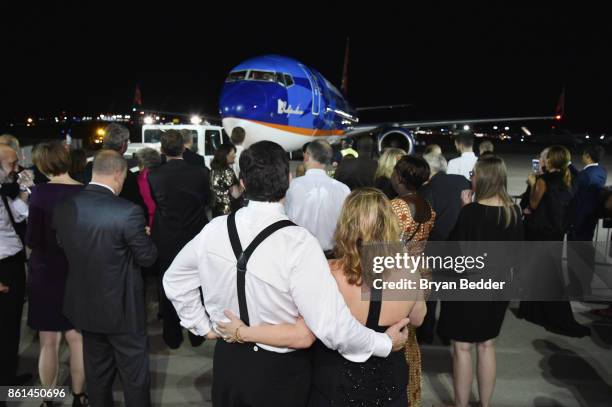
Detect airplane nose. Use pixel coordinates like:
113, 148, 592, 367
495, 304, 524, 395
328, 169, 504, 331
220, 82, 269, 120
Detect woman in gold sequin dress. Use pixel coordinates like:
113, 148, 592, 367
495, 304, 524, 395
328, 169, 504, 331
389, 155, 436, 407
210, 143, 243, 217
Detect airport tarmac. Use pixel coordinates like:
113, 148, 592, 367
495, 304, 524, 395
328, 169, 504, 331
10, 152, 612, 407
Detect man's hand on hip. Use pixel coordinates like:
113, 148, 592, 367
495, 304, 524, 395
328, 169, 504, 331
385, 317, 410, 352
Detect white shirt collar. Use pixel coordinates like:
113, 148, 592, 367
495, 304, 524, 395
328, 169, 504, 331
89, 182, 116, 195
584, 163, 599, 170
246, 200, 286, 214
461, 151, 476, 158
305, 168, 327, 176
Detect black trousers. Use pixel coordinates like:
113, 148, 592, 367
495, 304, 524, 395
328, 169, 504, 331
158, 256, 185, 350
212, 340, 311, 407
82, 330, 151, 407
0, 252, 26, 386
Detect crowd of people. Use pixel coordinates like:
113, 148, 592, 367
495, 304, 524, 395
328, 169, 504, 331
0, 126, 609, 407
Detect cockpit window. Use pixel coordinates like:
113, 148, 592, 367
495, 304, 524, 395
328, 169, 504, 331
248, 70, 277, 82
229, 70, 294, 87
283, 74, 294, 87
226, 70, 247, 82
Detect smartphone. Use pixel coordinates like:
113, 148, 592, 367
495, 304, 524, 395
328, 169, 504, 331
531, 159, 540, 173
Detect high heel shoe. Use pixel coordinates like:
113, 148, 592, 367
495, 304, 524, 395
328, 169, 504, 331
72, 392, 89, 407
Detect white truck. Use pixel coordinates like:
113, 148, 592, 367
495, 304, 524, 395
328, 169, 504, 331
125, 124, 227, 168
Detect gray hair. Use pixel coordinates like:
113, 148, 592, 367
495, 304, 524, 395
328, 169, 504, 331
180, 129, 194, 146
0, 134, 20, 153
135, 147, 161, 170
103, 124, 130, 152
306, 139, 333, 165
93, 150, 127, 176
423, 152, 448, 175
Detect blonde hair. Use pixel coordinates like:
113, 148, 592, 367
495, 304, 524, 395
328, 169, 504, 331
546, 145, 572, 189
473, 155, 517, 228
375, 148, 406, 179
334, 188, 401, 285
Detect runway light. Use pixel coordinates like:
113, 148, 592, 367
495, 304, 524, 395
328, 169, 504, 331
504, 126, 510, 131
463, 125, 470, 131
493, 126, 498, 130
144, 116, 154, 125
96, 128, 106, 137
190, 115, 203, 125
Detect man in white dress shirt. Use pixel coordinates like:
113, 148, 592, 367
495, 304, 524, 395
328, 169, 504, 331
285, 140, 350, 255
163, 141, 409, 407
0, 145, 30, 389
447, 132, 478, 181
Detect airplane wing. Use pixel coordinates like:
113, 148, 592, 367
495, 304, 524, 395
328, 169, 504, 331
342, 114, 558, 137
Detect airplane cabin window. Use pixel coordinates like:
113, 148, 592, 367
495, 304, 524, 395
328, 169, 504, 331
226, 70, 247, 82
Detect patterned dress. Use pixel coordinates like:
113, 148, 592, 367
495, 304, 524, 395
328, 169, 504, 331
390, 196, 436, 407
211, 166, 239, 217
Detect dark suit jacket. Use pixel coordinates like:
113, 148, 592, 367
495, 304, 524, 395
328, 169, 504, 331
75, 162, 147, 217
334, 157, 378, 190
571, 164, 607, 240
148, 159, 211, 266
419, 172, 471, 241
53, 184, 157, 334
183, 148, 205, 167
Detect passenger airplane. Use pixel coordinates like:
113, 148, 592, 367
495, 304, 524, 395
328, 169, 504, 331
220, 54, 561, 154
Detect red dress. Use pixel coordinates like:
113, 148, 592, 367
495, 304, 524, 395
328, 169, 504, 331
137, 168, 156, 228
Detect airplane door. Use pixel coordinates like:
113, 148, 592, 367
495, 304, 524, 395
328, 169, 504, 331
301, 65, 320, 116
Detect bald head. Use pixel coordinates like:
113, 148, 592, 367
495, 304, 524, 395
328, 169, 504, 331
93, 150, 127, 176
92, 150, 127, 195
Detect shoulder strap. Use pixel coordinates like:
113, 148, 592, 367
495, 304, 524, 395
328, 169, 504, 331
227, 212, 296, 326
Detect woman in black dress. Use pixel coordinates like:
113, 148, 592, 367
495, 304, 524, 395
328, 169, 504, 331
27, 142, 87, 406
518, 145, 590, 337
216, 188, 427, 406
437, 155, 523, 407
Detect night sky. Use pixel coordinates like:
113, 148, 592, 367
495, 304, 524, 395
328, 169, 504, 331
2, 5, 610, 132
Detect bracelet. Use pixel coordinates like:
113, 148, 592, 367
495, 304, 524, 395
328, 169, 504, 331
235, 326, 245, 343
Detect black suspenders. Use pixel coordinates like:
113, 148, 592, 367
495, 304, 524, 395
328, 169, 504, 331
227, 212, 295, 326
